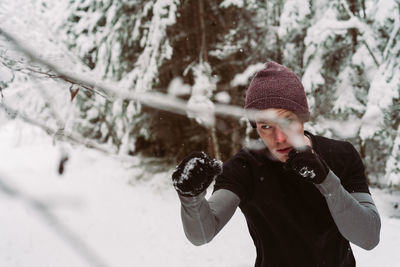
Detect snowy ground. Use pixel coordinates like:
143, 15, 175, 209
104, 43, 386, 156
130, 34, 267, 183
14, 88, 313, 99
0, 119, 400, 267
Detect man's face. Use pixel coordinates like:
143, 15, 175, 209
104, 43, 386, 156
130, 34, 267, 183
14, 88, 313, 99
255, 108, 305, 162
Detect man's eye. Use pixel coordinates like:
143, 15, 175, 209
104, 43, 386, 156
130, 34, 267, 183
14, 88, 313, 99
261, 125, 272, 130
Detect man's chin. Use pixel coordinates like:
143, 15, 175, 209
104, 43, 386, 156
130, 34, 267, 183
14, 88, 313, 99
272, 153, 289, 163
280, 157, 289, 163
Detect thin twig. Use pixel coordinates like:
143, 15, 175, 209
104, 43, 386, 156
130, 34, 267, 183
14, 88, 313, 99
0, 53, 108, 99
0, 102, 113, 155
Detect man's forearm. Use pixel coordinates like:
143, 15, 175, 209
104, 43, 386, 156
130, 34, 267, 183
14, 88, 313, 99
316, 171, 381, 250
178, 191, 217, 246
178, 189, 240, 246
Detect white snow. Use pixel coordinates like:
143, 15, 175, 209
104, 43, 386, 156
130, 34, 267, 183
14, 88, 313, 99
219, 0, 244, 9
384, 128, 400, 186
351, 45, 378, 81
186, 62, 218, 126
278, 0, 311, 39
0, 63, 14, 84
167, 77, 191, 96
332, 66, 365, 114
186, 94, 215, 126
360, 60, 400, 140
214, 91, 231, 104
0, 119, 255, 267
311, 116, 362, 139
230, 63, 265, 87
119, 0, 178, 93
209, 29, 242, 60
176, 157, 205, 184
1, 119, 399, 267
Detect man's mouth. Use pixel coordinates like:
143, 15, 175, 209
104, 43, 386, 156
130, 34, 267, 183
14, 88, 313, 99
276, 147, 292, 154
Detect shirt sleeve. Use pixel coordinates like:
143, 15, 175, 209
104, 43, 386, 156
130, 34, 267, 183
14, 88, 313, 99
315, 171, 381, 250
341, 142, 370, 194
213, 149, 254, 204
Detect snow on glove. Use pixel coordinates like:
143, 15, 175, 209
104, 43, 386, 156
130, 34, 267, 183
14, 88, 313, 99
172, 151, 223, 197
284, 146, 329, 184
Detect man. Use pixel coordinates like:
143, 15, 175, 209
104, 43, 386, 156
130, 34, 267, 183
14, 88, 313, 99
172, 62, 381, 267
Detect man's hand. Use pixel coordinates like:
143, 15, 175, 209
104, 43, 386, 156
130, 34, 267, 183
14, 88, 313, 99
172, 151, 223, 197
284, 146, 329, 184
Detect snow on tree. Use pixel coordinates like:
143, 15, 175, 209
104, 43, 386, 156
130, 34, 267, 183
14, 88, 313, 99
2, 0, 400, 187
278, 0, 312, 74
48, 0, 400, 185
385, 127, 400, 187
57, 0, 285, 160
358, 0, 400, 184
302, 2, 358, 118
186, 62, 218, 127
59, 0, 180, 156
0, 0, 83, 135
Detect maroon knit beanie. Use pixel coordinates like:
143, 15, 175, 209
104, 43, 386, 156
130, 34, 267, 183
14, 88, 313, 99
245, 61, 310, 127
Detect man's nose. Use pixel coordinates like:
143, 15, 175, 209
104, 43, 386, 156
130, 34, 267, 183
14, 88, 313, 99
275, 127, 287, 143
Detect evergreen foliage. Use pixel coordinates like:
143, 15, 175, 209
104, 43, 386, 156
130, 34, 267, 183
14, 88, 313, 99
59, 0, 400, 186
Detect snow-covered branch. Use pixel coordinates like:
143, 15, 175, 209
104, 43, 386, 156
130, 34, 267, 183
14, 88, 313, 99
0, 52, 108, 99
382, 3, 400, 60
339, 0, 381, 66
0, 101, 136, 163
0, 28, 250, 125
1, 26, 313, 154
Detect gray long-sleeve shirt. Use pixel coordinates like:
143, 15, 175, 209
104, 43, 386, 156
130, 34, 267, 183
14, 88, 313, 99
178, 170, 381, 250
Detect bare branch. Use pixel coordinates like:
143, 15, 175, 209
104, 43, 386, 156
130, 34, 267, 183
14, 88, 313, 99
360, 39, 380, 67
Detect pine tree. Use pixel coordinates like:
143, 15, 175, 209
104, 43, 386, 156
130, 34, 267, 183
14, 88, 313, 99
359, 0, 400, 184
62, 0, 179, 157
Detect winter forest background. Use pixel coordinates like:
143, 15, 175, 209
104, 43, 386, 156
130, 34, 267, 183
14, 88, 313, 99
1, 0, 400, 187
1, 0, 400, 266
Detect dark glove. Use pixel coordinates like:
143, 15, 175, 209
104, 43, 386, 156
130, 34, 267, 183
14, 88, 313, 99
284, 146, 329, 184
172, 151, 223, 197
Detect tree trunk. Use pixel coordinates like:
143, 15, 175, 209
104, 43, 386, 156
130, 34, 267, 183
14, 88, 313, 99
361, 0, 366, 19
198, 0, 221, 160
198, 0, 208, 62
349, 0, 358, 53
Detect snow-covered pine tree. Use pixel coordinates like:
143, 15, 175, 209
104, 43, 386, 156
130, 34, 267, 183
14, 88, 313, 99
0, 0, 78, 136
61, 0, 179, 157
302, 1, 361, 122
281, 0, 400, 187
359, 0, 400, 185
278, 0, 312, 75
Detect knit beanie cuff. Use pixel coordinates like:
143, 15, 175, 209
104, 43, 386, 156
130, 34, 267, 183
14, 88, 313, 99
245, 96, 310, 122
